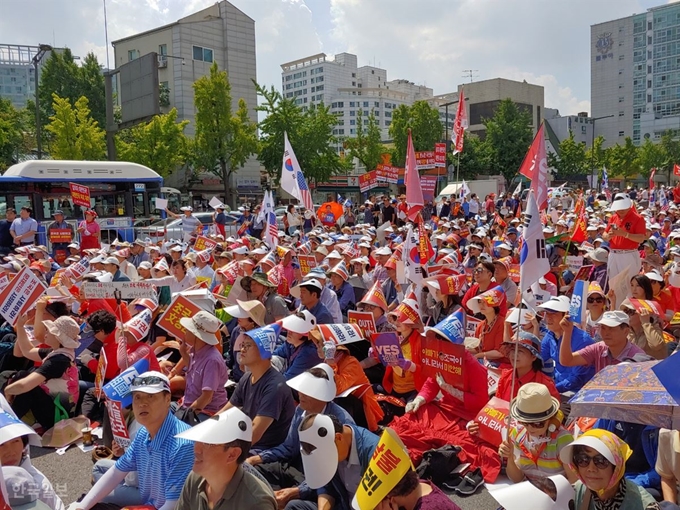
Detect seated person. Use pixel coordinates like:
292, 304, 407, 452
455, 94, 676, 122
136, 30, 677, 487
176, 407, 276, 510
499, 383, 576, 484
246, 364, 354, 509
221, 325, 296, 451
656, 428, 680, 503
375, 468, 462, 510
74, 372, 195, 510
273, 311, 323, 380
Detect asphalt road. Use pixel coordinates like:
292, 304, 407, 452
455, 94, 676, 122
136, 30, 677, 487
30, 445, 501, 509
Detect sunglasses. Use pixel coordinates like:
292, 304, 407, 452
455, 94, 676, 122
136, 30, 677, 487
131, 376, 167, 387
587, 297, 604, 304
623, 308, 636, 316
474, 268, 486, 274
573, 452, 611, 470
519, 420, 547, 429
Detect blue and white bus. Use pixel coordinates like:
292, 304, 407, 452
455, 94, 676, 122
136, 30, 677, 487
0, 160, 180, 243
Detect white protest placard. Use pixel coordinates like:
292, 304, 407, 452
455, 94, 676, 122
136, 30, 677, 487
0, 267, 47, 326
154, 198, 168, 211
64, 257, 90, 280
81, 282, 157, 300
106, 399, 131, 449
209, 196, 224, 209
565, 255, 584, 274
0, 274, 9, 293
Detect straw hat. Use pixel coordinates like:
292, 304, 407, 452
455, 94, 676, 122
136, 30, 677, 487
179, 311, 221, 345
509, 383, 560, 423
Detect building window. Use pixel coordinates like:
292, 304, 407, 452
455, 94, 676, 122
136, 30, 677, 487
363, 101, 369, 107
385, 120, 391, 126
338, 129, 344, 135
350, 110, 356, 116
618, 131, 625, 136
618, 96, 624, 103
350, 128, 356, 134
385, 111, 392, 118
337, 102, 344, 108
192, 46, 213, 63
128, 49, 139, 61
337, 120, 344, 126
349, 101, 356, 107
619, 55, 624, 60
352, 72, 356, 78
350, 119, 356, 125
619, 111, 625, 117
581, 126, 587, 134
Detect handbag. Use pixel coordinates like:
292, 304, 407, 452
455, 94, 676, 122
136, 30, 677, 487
174, 406, 199, 426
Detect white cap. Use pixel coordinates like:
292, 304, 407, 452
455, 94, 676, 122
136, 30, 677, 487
280, 310, 317, 335
103, 257, 120, 266
176, 407, 252, 444
645, 270, 664, 282
299, 278, 323, 292
138, 261, 153, 270
180, 206, 193, 212
286, 363, 336, 402
596, 310, 630, 327
374, 246, 392, 256
232, 246, 249, 255
537, 295, 571, 313
67, 243, 80, 249
609, 193, 633, 211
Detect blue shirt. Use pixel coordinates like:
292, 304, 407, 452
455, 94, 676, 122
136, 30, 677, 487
273, 341, 323, 380
303, 300, 334, 325
541, 327, 595, 393
10, 217, 38, 243
116, 411, 195, 508
333, 280, 356, 318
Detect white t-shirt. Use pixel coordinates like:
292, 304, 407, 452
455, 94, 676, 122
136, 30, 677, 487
468, 200, 479, 214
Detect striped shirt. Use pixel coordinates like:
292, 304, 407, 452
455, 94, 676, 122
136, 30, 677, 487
116, 412, 195, 508
509, 425, 573, 481
180, 214, 202, 236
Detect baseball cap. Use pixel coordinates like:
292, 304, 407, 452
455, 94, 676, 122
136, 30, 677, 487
103, 256, 120, 266
537, 295, 571, 313
609, 193, 633, 211
596, 310, 630, 327
180, 206, 193, 212
130, 371, 171, 394
138, 261, 153, 270
299, 278, 323, 292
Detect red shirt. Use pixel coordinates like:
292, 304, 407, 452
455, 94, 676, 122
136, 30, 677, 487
496, 369, 560, 402
673, 187, 680, 204
606, 208, 646, 250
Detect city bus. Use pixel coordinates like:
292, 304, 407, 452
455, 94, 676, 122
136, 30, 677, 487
0, 160, 181, 243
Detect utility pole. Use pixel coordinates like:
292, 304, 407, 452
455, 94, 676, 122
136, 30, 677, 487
32, 44, 53, 160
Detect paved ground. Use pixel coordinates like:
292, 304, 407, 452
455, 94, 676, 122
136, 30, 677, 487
31, 445, 500, 509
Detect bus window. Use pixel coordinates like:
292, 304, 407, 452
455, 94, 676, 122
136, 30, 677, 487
0, 196, 7, 218
93, 194, 114, 217
116, 194, 125, 216
43, 194, 75, 219
133, 193, 145, 217
13, 196, 31, 213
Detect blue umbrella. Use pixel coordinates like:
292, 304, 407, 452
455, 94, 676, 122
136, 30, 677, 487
569, 361, 680, 428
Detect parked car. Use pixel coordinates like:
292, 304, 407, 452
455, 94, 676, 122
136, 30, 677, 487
136, 211, 242, 240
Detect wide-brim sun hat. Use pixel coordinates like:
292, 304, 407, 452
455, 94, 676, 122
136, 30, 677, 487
43, 316, 80, 349
509, 382, 560, 423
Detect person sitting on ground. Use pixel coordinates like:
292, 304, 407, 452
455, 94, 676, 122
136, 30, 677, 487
175, 407, 276, 510
273, 311, 323, 380
220, 325, 296, 451
245, 364, 355, 510
374, 468, 462, 510
620, 299, 667, 360
222, 299, 266, 384
74, 372, 195, 510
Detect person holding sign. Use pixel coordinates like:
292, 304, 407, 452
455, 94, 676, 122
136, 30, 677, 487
165, 206, 202, 243
76, 209, 101, 253
467, 286, 509, 367
499, 383, 575, 484
47, 210, 74, 260
619, 299, 667, 360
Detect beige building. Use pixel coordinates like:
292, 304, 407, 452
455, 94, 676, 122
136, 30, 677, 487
112, 1, 260, 206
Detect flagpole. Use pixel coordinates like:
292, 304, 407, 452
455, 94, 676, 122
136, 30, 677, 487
456, 152, 460, 187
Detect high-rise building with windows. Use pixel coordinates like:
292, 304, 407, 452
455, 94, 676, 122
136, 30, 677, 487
592, 2, 680, 147
0, 44, 56, 108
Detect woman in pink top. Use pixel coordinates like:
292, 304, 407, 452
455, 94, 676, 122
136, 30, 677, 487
77, 209, 101, 253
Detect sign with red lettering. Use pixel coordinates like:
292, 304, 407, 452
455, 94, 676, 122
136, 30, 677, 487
347, 310, 377, 337
0, 274, 8, 293
94, 349, 108, 401
157, 295, 202, 339
0, 267, 47, 326
421, 176, 438, 201
375, 164, 400, 184
69, 182, 91, 208
298, 255, 317, 276
359, 171, 378, 192
434, 143, 446, 168
420, 335, 465, 390
49, 228, 72, 244
474, 397, 509, 447
193, 235, 218, 252
106, 399, 131, 449
415, 151, 436, 170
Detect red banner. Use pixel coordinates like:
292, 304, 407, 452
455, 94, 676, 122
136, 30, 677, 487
157, 295, 202, 339
298, 255, 317, 276
415, 151, 436, 171
347, 310, 377, 337
376, 164, 400, 184
194, 235, 218, 252
0, 267, 47, 326
474, 397, 510, 447
434, 143, 446, 168
94, 349, 107, 401
49, 228, 72, 244
69, 182, 91, 208
421, 176, 438, 201
359, 171, 378, 192
420, 336, 465, 390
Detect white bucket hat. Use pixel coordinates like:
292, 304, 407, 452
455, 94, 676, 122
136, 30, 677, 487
176, 407, 252, 445
179, 311, 221, 345
43, 316, 80, 349
287, 363, 336, 402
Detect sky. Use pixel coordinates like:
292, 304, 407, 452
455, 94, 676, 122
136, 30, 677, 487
1, 0, 677, 116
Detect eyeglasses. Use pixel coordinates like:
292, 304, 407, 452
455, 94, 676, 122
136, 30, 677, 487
587, 297, 604, 304
240, 342, 256, 351
519, 420, 547, 429
131, 376, 167, 387
473, 268, 486, 274
573, 452, 611, 470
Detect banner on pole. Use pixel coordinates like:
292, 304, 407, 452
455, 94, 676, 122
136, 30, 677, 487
69, 182, 91, 208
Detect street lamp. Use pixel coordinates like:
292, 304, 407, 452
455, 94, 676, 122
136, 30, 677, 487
590, 114, 614, 190
32, 43, 53, 160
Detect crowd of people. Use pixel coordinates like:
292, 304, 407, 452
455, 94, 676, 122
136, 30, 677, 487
0, 183, 680, 510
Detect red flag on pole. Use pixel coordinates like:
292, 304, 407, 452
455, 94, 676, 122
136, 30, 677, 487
570, 202, 588, 243
674, 164, 680, 177
452, 87, 467, 154
650, 167, 656, 190
518, 123, 548, 210
405, 129, 424, 221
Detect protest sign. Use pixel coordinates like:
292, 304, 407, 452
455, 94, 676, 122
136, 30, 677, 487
474, 397, 509, 447
627, 298, 664, 316
49, 228, 72, 244
0, 274, 8, 293
298, 255, 317, 276
566, 255, 584, 274
490, 475, 575, 510
375, 164, 399, 184
106, 399, 131, 449
69, 182, 91, 208
508, 264, 520, 284
347, 310, 377, 337
103, 358, 150, 407
487, 367, 501, 395
421, 176, 437, 201
64, 257, 89, 280
316, 323, 365, 345
94, 349, 107, 401
465, 315, 482, 338
574, 265, 593, 281
194, 235, 218, 252
420, 336, 465, 390
352, 428, 414, 510
209, 196, 224, 209
0, 267, 47, 326
415, 150, 436, 170
359, 171, 378, 192
81, 281, 156, 300
434, 143, 446, 168
371, 332, 404, 366
569, 280, 587, 324
157, 295, 202, 339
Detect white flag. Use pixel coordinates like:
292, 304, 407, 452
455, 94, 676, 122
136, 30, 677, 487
459, 180, 471, 198
513, 181, 522, 196
519, 190, 550, 293
280, 132, 302, 202
262, 190, 278, 249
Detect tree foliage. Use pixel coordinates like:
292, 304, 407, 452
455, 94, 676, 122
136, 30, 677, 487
606, 137, 639, 178
547, 131, 587, 175
193, 62, 258, 207
388, 101, 442, 167
45, 94, 105, 160
344, 109, 384, 171
255, 82, 349, 184
116, 108, 189, 177
635, 138, 667, 180
0, 98, 25, 171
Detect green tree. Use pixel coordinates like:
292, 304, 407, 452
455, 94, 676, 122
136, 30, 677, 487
344, 109, 384, 171
0, 98, 24, 170
547, 131, 588, 175
78, 52, 106, 127
585, 135, 607, 174
193, 62, 259, 207
482, 99, 533, 183
606, 137, 639, 178
255, 82, 348, 185
659, 130, 680, 184
457, 131, 490, 179
389, 101, 442, 167
635, 138, 668, 181
45, 94, 105, 160
116, 108, 189, 177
